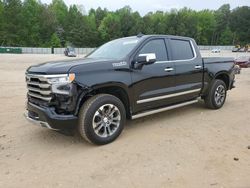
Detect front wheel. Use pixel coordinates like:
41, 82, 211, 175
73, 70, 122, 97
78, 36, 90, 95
78, 94, 126, 145
204, 79, 227, 109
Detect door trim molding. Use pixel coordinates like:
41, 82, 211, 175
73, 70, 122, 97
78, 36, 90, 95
132, 99, 198, 119
137, 88, 201, 104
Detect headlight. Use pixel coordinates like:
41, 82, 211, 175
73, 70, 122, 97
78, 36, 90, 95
47, 73, 75, 84
48, 74, 75, 95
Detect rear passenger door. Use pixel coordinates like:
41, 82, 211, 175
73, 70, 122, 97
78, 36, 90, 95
168, 38, 203, 102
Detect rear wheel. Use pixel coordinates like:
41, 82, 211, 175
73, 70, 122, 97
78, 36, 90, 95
78, 94, 126, 145
204, 79, 227, 109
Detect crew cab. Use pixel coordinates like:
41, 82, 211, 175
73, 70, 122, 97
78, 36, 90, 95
25, 35, 236, 145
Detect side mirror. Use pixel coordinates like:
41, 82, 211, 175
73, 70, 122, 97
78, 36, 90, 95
136, 53, 156, 65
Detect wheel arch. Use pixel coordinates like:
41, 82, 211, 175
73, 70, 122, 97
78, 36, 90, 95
214, 72, 230, 89
75, 83, 132, 119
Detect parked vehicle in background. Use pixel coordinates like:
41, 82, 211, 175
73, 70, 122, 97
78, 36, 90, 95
64, 47, 77, 57
234, 56, 250, 68
232, 45, 247, 52
232, 47, 239, 52
239, 48, 246, 52
25, 34, 236, 145
232, 45, 240, 52
211, 48, 221, 53
245, 45, 250, 52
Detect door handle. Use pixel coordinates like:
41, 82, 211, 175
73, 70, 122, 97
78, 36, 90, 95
194, 65, 202, 69
165, 67, 174, 72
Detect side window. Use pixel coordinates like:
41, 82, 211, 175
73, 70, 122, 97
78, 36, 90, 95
170, 39, 194, 60
138, 39, 168, 61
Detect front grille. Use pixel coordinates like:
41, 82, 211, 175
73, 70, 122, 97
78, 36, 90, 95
26, 74, 52, 102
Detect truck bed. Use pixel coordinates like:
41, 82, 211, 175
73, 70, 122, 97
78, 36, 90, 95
202, 57, 235, 64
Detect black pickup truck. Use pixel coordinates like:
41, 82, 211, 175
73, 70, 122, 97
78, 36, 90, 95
25, 35, 236, 145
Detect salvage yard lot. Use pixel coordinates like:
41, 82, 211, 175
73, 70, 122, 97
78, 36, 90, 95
0, 53, 250, 188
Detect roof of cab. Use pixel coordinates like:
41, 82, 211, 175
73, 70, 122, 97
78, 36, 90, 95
114, 34, 194, 43
137, 34, 194, 41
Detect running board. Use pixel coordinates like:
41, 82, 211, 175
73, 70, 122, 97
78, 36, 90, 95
132, 99, 199, 120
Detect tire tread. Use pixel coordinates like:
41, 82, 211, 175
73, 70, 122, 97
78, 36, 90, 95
204, 79, 227, 109
78, 94, 125, 145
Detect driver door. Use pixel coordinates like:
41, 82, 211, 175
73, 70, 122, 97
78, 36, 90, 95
131, 38, 176, 113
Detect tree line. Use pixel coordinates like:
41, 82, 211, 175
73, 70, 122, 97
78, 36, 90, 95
0, 0, 249, 47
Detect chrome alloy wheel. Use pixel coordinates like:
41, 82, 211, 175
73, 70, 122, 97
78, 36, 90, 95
92, 104, 121, 138
214, 85, 226, 106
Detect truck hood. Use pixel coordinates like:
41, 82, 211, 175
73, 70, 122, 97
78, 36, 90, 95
27, 58, 118, 74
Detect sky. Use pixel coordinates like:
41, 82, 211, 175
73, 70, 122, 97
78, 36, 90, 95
42, 0, 250, 15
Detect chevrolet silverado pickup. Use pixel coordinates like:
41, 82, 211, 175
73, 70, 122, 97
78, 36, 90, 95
25, 35, 236, 145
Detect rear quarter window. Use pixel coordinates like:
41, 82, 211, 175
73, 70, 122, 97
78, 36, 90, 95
170, 39, 194, 60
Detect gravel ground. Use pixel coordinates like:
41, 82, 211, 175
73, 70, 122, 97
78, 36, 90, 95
0, 53, 250, 188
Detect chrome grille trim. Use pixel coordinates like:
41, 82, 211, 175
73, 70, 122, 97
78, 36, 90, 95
27, 81, 50, 88
27, 86, 51, 95
26, 74, 68, 78
26, 74, 55, 102
28, 92, 52, 101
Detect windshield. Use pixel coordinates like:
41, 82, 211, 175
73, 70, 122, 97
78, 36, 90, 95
87, 37, 140, 59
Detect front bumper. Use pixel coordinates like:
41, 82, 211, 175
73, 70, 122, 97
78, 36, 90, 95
25, 102, 78, 130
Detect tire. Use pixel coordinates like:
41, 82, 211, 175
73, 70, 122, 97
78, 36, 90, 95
204, 79, 227, 109
78, 94, 126, 145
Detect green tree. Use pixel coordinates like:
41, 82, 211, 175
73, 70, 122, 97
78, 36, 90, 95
2, 0, 24, 46
165, 9, 179, 35
22, 0, 42, 46
174, 8, 198, 37
213, 4, 231, 44
219, 26, 234, 45
49, 0, 68, 26
98, 13, 122, 43
38, 4, 57, 47
64, 5, 81, 46
0, 0, 249, 47
89, 7, 108, 28
142, 13, 154, 34
49, 0, 68, 45
50, 32, 61, 47
128, 11, 144, 35
196, 10, 216, 45
230, 6, 250, 45
116, 6, 134, 36
0, 0, 4, 44
84, 14, 99, 47
64, 5, 92, 47
149, 11, 168, 34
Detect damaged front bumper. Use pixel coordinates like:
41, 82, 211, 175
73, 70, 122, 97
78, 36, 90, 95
25, 102, 78, 130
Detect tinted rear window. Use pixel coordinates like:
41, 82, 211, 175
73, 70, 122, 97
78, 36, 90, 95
170, 39, 194, 60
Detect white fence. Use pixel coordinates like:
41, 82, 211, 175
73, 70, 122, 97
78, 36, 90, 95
22, 47, 51, 54
53, 48, 95, 55
9, 46, 235, 54
21, 47, 95, 55
199, 46, 234, 50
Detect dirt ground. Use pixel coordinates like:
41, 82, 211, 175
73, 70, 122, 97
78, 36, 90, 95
0, 53, 250, 188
